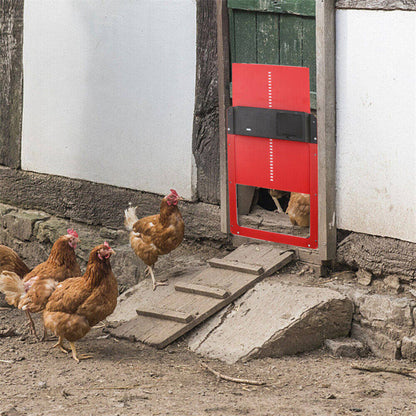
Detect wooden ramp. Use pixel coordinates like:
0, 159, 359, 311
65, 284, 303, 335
110, 244, 294, 348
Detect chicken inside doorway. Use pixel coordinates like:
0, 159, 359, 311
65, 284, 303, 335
236, 185, 310, 238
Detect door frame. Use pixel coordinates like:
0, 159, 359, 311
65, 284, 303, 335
216, 0, 336, 263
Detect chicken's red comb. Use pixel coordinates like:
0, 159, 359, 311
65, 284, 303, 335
170, 189, 178, 197
67, 229, 79, 238
104, 241, 111, 249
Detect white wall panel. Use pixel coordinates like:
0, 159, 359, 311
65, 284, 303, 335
336, 10, 416, 242
22, 0, 197, 199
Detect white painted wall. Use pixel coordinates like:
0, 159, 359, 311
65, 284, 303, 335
336, 10, 416, 243
22, 0, 197, 200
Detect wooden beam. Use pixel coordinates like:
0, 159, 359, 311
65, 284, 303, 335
0, 0, 24, 168
192, 0, 220, 203
216, 0, 231, 234
208, 258, 264, 275
316, 0, 337, 262
174, 282, 230, 299
136, 307, 194, 324
336, 0, 416, 10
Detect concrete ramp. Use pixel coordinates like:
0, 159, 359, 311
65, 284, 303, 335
187, 280, 353, 363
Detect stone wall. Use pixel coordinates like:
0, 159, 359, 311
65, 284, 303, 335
0, 203, 142, 291
332, 283, 416, 361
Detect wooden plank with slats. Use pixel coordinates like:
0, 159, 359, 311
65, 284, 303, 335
174, 282, 230, 299
110, 244, 295, 348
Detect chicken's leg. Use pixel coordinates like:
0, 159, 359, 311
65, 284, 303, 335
145, 265, 168, 291
41, 324, 50, 342
271, 196, 284, 214
52, 336, 68, 354
25, 310, 39, 340
69, 342, 93, 363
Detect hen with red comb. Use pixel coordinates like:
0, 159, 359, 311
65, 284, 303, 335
124, 189, 184, 290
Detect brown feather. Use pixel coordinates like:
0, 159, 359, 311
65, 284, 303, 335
286, 193, 310, 227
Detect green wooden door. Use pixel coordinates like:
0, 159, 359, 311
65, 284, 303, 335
228, 0, 316, 108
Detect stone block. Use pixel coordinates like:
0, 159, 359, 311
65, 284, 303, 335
2, 210, 49, 241
401, 336, 416, 361
99, 227, 119, 241
325, 338, 368, 358
383, 275, 402, 293
0, 203, 16, 217
110, 245, 142, 290
34, 217, 69, 244
351, 323, 400, 360
358, 294, 414, 328
357, 269, 372, 286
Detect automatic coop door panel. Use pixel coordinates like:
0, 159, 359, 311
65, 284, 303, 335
227, 64, 318, 249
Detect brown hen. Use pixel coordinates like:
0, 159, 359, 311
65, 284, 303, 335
0, 245, 31, 277
43, 242, 117, 362
124, 189, 184, 290
0, 230, 81, 338
286, 193, 310, 227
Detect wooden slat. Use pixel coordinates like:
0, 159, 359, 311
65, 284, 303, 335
233, 10, 257, 63
136, 307, 194, 324
302, 16, 317, 109
208, 258, 264, 275
174, 282, 230, 299
256, 12, 279, 64
279, 14, 303, 67
228, 0, 316, 16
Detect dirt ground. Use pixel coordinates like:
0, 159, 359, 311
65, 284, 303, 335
1, 241, 416, 416
1, 306, 415, 416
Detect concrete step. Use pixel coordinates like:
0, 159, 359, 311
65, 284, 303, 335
187, 280, 353, 364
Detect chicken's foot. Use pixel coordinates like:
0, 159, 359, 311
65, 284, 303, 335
145, 266, 168, 291
25, 310, 39, 340
271, 196, 284, 214
70, 342, 93, 363
52, 336, 69, 354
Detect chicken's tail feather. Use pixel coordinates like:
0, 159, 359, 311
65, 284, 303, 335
124, 206, 139, 231
0, 271, 25, 307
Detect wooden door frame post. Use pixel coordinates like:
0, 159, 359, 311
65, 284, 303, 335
316, 0, 337, 262
217, 0, 231, 234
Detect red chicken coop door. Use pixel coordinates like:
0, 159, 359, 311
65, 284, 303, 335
227, 63, 318, 249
